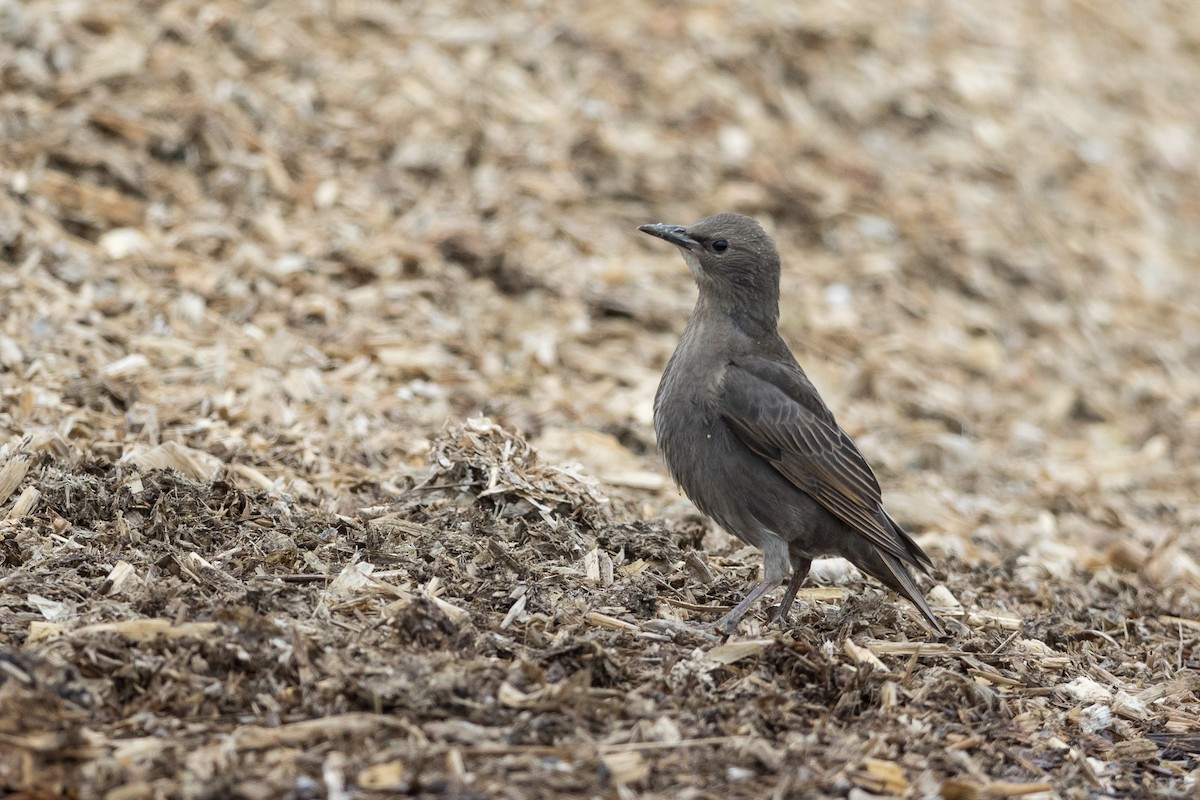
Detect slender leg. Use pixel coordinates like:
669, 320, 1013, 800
714, 579, 779, 634
770, 557, 812, 625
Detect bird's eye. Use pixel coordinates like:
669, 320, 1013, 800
711, 239, 729, 253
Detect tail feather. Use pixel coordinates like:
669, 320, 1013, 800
858, 545, 946, 636
882, 511, 935, 573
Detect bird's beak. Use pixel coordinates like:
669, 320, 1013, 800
638, 223, 700, 250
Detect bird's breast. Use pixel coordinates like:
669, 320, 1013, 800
653, 358, 726, 491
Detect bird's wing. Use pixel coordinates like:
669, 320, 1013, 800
719, 362, 929, 569
727, 353, 839, 427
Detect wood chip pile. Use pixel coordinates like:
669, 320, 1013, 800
0, 1, 1197, 797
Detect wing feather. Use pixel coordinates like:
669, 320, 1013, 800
720, 361, 929, 569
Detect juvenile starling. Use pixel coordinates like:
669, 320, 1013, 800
640, 213, 945, 635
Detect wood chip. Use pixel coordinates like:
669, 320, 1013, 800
703, 639, 773, 666
584, 547, 614, 587
35, 170, 147, 227
585, 611, 638, 632
942, 778, 1056, 799
1107, 738, 1159, 762
357, 761, 408, 791
101, 560, 138, 596
1135, 670, 1200, 704
0, 456, 30, 506
852, 758, 908, 794
844, 640, 890, 672
71, 619, 220, 641
4, 485, 40, 519
600, 751, 649, 786
120, 441, 224, 482
865, 640, 952, 656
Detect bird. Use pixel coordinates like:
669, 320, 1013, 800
639, 212, 945, 636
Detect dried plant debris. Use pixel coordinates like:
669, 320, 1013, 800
1, 0, 1199, 797
428, 417, 611, 529
2, 433, 1197, 798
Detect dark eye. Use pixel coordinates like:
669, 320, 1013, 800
711, 239, 729, 253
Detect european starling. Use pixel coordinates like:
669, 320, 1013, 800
640, 213, 945, 635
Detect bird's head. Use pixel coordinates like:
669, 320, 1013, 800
638, 212, 781, 326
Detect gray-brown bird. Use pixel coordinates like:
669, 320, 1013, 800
640, 213, 945, 635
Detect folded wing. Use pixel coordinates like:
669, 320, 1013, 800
719, 359, 933, 571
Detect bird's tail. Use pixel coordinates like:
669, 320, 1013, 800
858, 545, 946, 636
883, 510, 936, 574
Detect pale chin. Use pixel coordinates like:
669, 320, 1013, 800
681, 250, 704, 280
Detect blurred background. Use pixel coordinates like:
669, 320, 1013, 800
3, 0, 1197, 581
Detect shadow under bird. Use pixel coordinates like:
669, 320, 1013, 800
639, 213, 945, 636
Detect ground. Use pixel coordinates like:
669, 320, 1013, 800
1, 1, 1199, 798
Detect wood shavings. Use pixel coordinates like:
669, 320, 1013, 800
534, 428, 667, 491
703, 639, 774, 666
4, 485, 41, 518
100, 560, 138, 596
431, 417, 610, 528
851, 757, 908, 794
61, 619, 220, 641
599, 750, 649, 787
941, 778, 1056, 799
120, 441, 224, 482
0, 0, 1197, 796
356, 761, 408, 791
583, 547, 615, 586
844, 639, 891, 672
0, 457, 31, 507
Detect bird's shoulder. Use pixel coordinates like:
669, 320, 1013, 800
721, 342, 837, 427
716, 343, 885, 500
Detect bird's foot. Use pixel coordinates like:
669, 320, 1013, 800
766, 599, 807, 628
711, 613, 741, 637
712, 579, 778, 635
642, 618, 721, 643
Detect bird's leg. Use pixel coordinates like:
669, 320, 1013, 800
769, 557, 812, 625
714, 579, 778, 635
